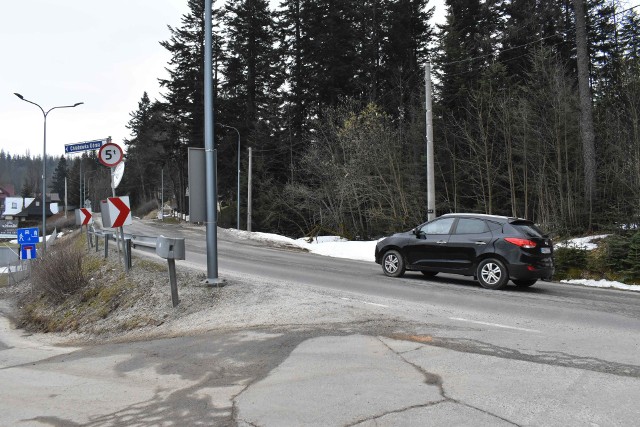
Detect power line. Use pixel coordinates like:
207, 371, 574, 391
438, 3, 640, 69
440, 33, 562, 67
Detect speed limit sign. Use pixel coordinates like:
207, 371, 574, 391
98, 142, 123, 167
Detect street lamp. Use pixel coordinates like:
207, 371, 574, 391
218, 124, 241, 230
14, 93, 83, 255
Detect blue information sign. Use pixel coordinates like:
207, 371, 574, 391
21, 244, 37, 260
17, 227, 40, 245
64, 139, 105, 154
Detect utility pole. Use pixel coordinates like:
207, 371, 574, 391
160, 168, 164, 222
247, 147, 252, 232
574, 0, 596, 227
425, 62, 436, 221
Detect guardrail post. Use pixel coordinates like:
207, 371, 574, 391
125, 238, 132, 271
156, 235, 185, 307
168, 258, 179, 307
104, 233, 110, 258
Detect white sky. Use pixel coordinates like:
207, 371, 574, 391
0, 0, 449, 158
0, 0, 193, 158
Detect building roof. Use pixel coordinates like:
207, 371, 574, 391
0, 184, 16, 197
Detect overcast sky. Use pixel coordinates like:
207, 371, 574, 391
0, 0, 194, 158
16, 0, 639, 160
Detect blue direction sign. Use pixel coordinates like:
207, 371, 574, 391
65, 139, 106, 154
17, 227, 40, 245
21, 244, 37, 260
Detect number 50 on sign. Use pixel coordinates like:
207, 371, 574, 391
98, 142, 123, 167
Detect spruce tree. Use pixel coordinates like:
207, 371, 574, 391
50, 157, 68, 200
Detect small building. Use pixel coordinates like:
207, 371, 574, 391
1, 196, 59, 222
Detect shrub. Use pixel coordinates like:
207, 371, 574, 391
624, 231, 640, 281
604, 234, 630, 272
553, 247, 588, 280
52, 215, 77, 231
30, 236, 88, 302
134, 199, 158, 218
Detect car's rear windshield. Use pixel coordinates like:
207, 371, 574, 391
510, 220, 547, 238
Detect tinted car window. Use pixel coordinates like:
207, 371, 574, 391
420, 218, 455, 235
510, 221, 546, 238
454, 218, 488, 234
487, 221, 502, 232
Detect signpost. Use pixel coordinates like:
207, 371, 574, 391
65, 137, 110, 219
75, 208, 93, 226
17, 227, 40, 245
101, 197, 132, 228
98, 142, 123, 168
64, 139, 105, 154
17, 227, 40, 261
20, 244, 36, 260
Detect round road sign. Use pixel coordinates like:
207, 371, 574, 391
98, 142, 123, 168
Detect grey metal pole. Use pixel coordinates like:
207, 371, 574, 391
64, 176, 68, 218
425, 63, 436, 221
13, 93, 83, 255
42, 117, 47, 248
203, 0, 220, 284
161, 168, 164, 222
236, 131, 240, 230
247, 147, 252, 232
79, 157, 82, 214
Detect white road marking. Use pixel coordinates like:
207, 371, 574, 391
449, 317, 541, 333
340, 297, 389, 308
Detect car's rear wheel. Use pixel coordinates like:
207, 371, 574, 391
513, 279, 537, 287
421, 271, 438, 278
477, 258, 509, 290
382, 250, 405, 277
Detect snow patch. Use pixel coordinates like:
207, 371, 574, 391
555, 234, 609, 251
561, 279, 640, 292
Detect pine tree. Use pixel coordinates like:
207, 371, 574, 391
378, 0, 433, 119
160, 0, 223, 149
50, 156, 68, 200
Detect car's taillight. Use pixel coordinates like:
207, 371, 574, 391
505, 237, 537, 249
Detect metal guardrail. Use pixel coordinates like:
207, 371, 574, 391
86, 228, 184, 307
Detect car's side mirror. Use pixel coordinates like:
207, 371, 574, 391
413, 228, 424, 238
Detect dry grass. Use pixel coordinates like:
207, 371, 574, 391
30, 236, 88, 302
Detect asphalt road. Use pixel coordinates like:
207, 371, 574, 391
130, 220, 640, 367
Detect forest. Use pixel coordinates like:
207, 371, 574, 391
2, 0, 640, 240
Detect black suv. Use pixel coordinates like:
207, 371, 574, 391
374, 213, 554, 289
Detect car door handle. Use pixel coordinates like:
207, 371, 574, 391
474, 241, 487, 245
437, 240, 447, 244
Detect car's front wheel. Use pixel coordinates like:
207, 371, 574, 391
382, 250, 406, 277
477, 258, 509, 290
513, 279, 537, 287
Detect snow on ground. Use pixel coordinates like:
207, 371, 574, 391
298, 238, 379, 263
555, 234, 609, 251
561, 279, 640, 292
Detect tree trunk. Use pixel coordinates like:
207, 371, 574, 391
574, 0, 596, 227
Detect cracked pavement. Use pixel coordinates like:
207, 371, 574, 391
1, 316, 639, 426
235, 334, 639, 426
